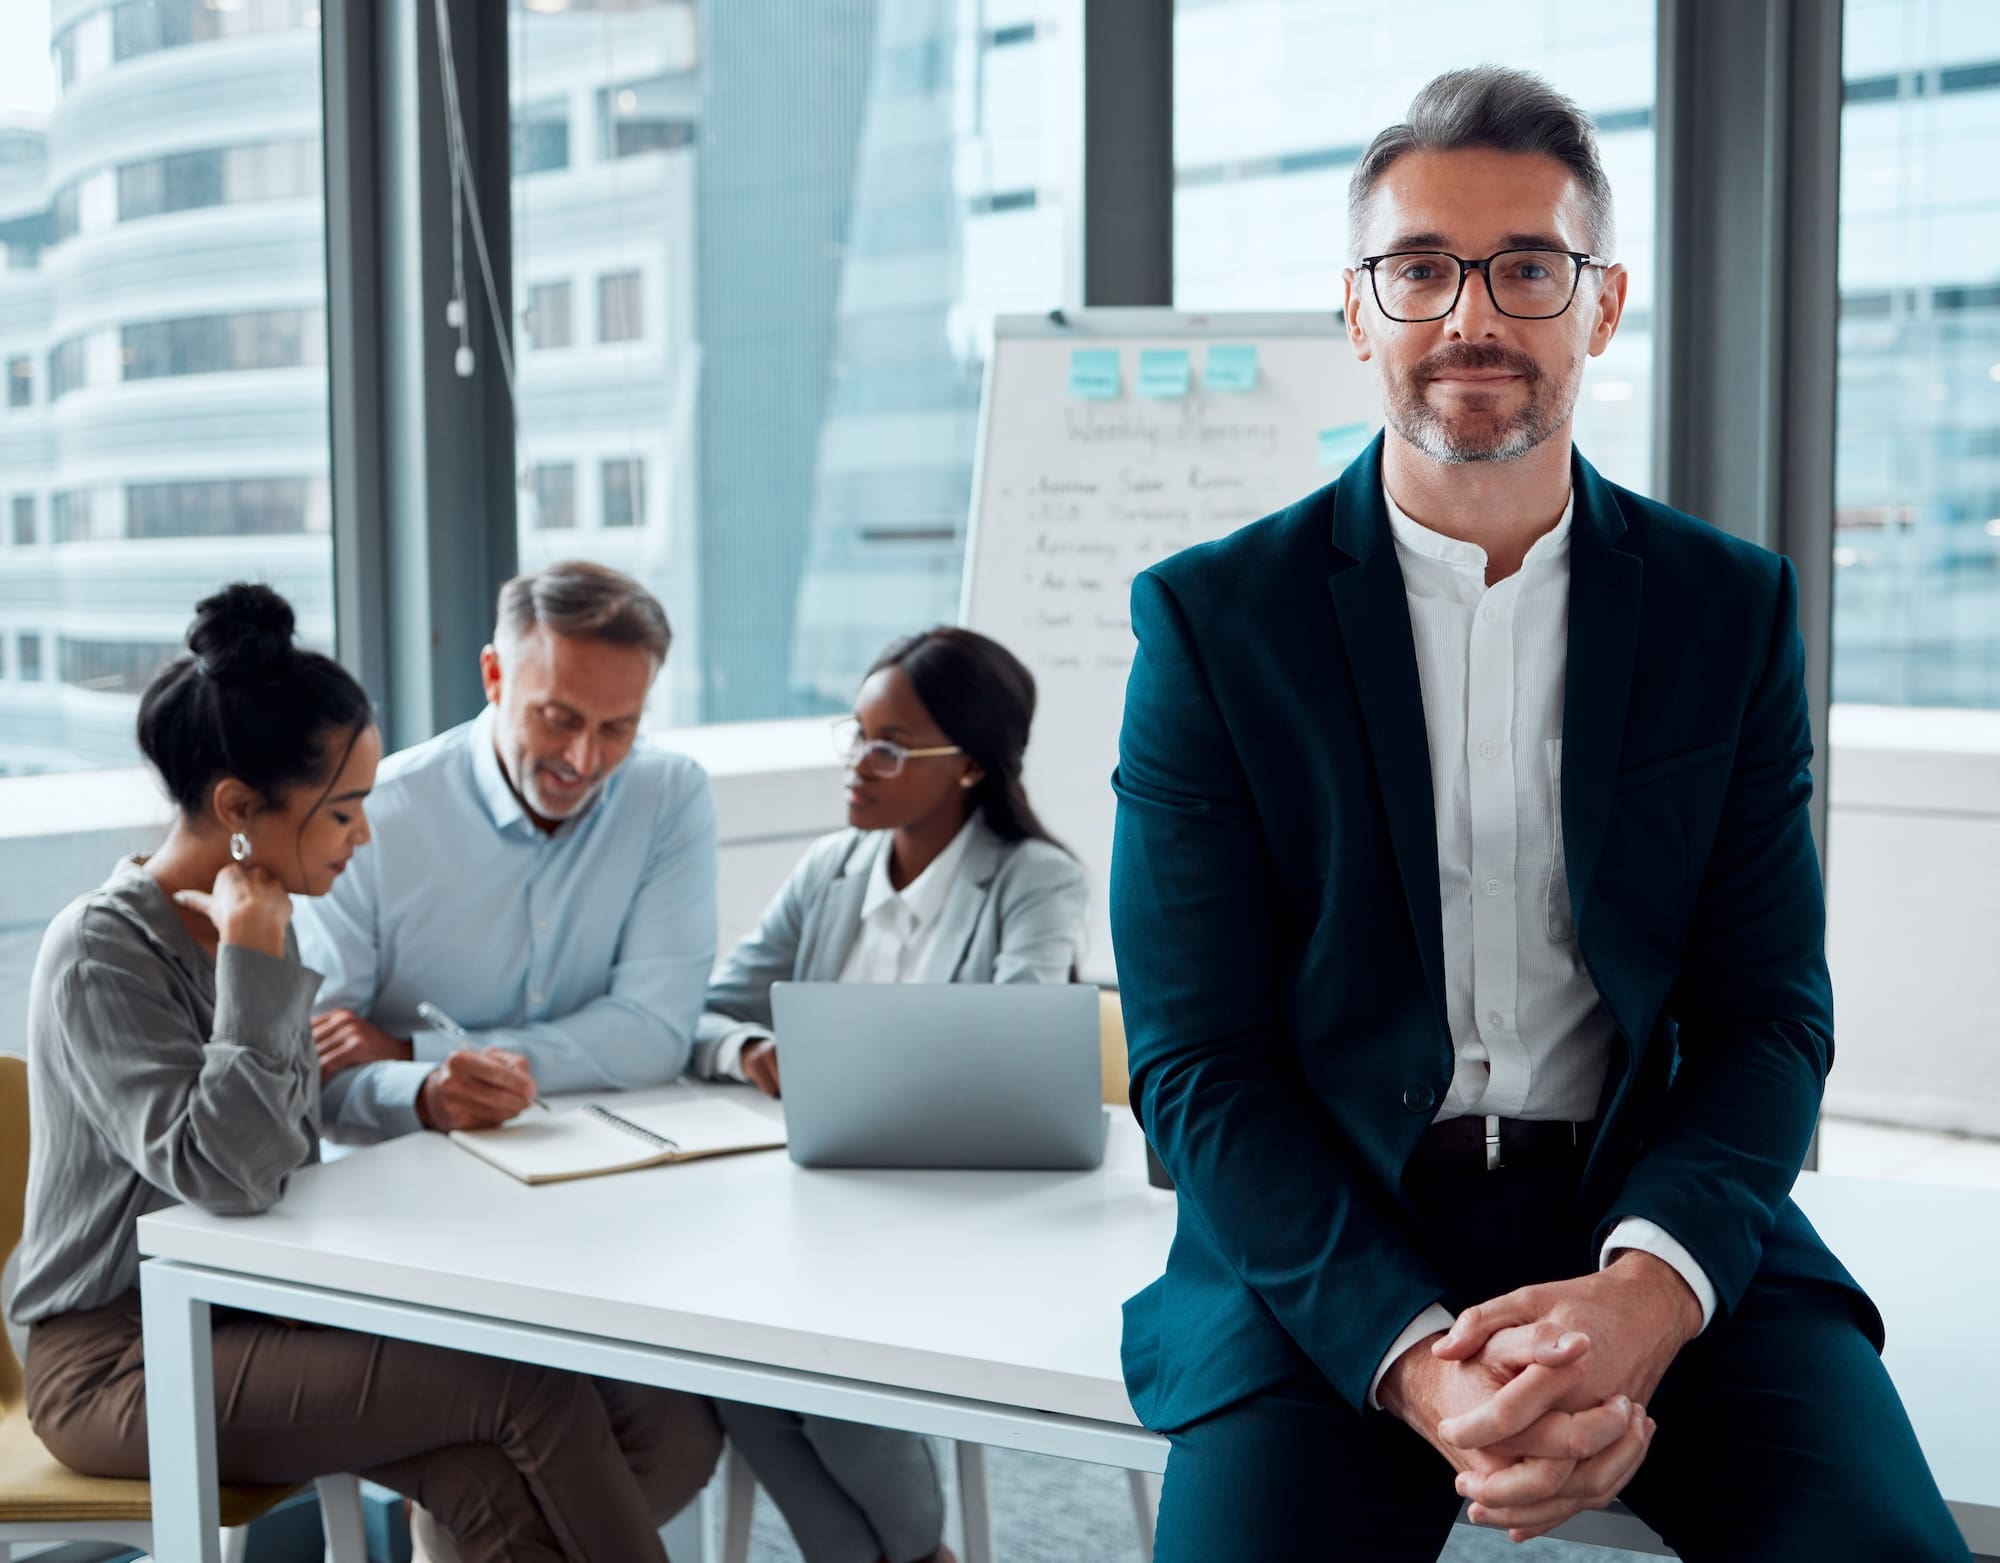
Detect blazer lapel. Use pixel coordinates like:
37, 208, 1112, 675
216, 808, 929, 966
1325, 437, 1449, 1031
801, 832, 877, 981
1560, 452, 1644, 936
917, 827, 1004, 982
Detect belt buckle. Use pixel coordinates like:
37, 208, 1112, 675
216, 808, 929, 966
1483, 1114, 1504, 1172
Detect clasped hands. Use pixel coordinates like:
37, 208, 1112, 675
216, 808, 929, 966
1378, 1251, 1703, 1543
313, 1008, 539, 1129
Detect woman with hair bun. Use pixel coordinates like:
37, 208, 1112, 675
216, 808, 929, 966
690, 625, 1088, 1563
9, 583, 708, 1563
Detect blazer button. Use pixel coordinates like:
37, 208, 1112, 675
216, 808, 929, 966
1402, 1082, 1438, 1114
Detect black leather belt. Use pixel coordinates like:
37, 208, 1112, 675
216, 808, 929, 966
1413, 1115, 1589, 1171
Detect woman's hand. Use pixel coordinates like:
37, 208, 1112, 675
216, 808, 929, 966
173, 862, 292, 960
741, 1038, 782, 1098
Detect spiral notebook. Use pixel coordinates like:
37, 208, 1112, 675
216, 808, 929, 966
449, 1097, 787, 1185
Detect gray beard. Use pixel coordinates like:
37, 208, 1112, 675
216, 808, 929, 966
1386, 371, 1577, 465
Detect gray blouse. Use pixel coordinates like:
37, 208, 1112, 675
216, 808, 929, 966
9, 857, 323, 1326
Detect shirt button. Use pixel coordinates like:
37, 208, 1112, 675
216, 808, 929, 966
1484, 605, 1501, 623
1480, 741, 1499, 760
1402, 1082, 1438, 1114
1488, 1011, 1504, 1029
1484, 878, 1502, 896
529, 991, 545, 1007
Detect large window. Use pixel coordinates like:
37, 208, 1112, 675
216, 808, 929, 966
50, 491, 104, 545
1173, 0, 1658, 494
512, 99, 570, 176
596, 270, 645, 344
118, 139, 320, 223
126, 478, 329, 540
602, 458, 645, 529
0, 0, 334, 787
525, 281, 573, 350
58, 637, 183, 696
1820, 0, 2000, 1188
46, 339, 85, 402
508, 0, 1084, 725
529, 463, 577, 530
123, 308, 326, 382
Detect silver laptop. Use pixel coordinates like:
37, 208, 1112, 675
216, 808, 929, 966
771, 982, 1109, 1170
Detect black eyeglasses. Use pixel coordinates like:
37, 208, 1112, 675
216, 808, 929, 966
1358, 249, 1606, 323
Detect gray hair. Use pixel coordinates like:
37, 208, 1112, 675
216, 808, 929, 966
495, 559, 670, 664
1347, 66, 1615, 261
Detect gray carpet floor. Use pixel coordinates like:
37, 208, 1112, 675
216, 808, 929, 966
739, 1440, 1653, 1562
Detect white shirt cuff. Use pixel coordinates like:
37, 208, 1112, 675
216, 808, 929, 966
1601, 1217, 1718, 1331
708, 1024, 772, 1084
1369, 1303, 1456, 1410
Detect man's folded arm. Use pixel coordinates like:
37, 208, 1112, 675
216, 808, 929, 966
1115, 568, 1448, 1413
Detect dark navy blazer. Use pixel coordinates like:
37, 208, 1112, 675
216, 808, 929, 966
1110, 435, 1874, 1430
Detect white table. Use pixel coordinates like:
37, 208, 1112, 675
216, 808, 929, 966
135, 1088, 1999, 1561
138, 1085, 1171, 1563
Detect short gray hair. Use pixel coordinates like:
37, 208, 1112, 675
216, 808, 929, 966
1347, 66, 1615, 261
495, 559, 670, 664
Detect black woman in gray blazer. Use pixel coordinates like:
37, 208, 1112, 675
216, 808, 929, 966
692, 627, 1086, 1563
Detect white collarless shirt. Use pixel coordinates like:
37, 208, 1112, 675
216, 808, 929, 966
1369, 483, 1716, 1407
838, 819, 978, 985
1387, 486, 1614, 1124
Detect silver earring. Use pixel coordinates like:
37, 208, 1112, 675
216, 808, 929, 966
229, 832, 252, 863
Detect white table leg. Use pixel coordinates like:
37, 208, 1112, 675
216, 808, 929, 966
140, 1260, 222, 1563
719, 1443, 757, 1563
661, 1486, 708, 1563
1127, 1469, 1160, 1557
954, 1442, 995, 1563
315, 1472, 369, 1563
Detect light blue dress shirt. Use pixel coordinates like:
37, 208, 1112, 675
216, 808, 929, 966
295, 705, 719, 1141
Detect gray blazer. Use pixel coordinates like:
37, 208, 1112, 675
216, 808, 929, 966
690, 822, 1088, 1078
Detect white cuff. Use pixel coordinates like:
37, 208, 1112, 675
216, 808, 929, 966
1601, 1217, 1718, 1331
708, 1024, 772, 1084
1369, 1303, 1456, 1410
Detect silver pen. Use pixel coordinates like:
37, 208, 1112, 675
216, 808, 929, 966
417, 1000, 552, 1113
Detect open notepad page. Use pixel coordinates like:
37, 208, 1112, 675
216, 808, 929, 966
450, 1096, 787, 1185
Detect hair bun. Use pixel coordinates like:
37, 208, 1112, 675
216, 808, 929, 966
187, 582, 297, 679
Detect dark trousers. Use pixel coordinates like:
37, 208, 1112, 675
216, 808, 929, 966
1153, 1158, 1969, 1562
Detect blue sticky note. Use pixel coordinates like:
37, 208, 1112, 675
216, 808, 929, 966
1136, 348, 1192, 399
1067, 348, 1121, 400
1317, 422, 1374, 469
1203, 344, 1259, 392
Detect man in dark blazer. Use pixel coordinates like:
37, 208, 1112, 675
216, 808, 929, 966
1110, 66, 1968, 1561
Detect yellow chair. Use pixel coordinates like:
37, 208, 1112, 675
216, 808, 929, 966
1099, 987, 1130, 1108
718, 987, 1158, 1563
0, 1052, 368, 1563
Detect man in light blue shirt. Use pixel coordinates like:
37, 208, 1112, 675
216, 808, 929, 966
297, 559, 719, 1143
